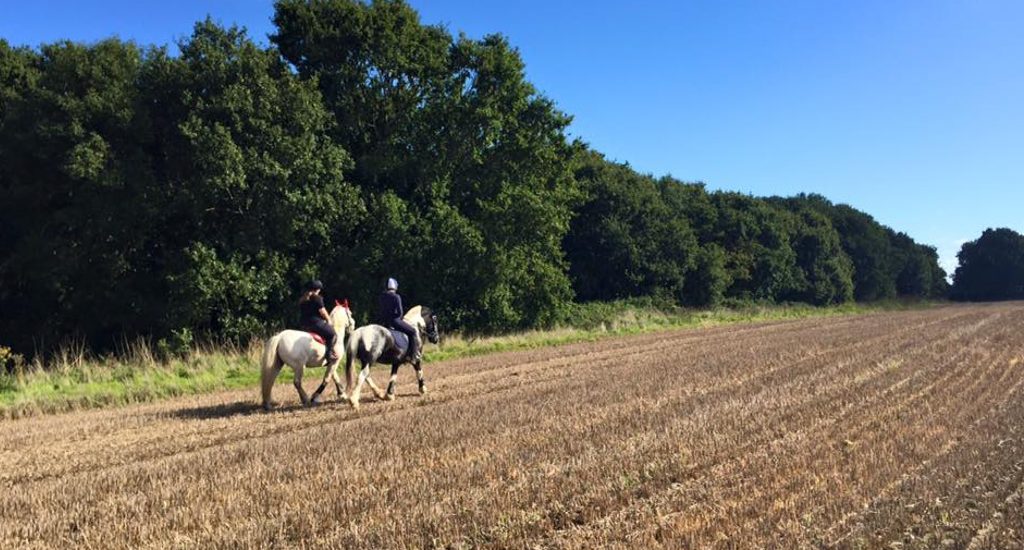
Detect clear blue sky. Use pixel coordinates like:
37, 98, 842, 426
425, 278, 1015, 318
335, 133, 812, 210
3, 1, 1022, 276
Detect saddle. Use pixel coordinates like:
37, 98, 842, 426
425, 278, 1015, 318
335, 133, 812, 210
307, 332, 326, 345
390, 330, 410, 357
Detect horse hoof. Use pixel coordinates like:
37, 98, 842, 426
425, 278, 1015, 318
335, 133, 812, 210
418, 385, 427, 395
385, 393, 396, 401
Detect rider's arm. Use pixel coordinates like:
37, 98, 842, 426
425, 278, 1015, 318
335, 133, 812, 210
314, 295, 329, 322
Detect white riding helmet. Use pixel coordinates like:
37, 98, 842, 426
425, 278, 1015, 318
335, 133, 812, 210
386, 277, 398, 290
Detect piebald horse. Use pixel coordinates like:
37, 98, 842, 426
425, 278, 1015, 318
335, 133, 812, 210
260, 302, 354, 410
341, 306, 439, 410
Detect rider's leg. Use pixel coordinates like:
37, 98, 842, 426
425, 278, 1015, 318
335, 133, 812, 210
392, 318, 420, 360
315, 321, 338, 364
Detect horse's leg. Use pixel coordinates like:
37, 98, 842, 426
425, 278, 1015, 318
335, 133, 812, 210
350, 360, 370, 410
261, 362, 283, 411
311, 350, 336, 405
385, 363, 400, 401
413, 360, 426, 395
293, 364, 310, 407
311, 376, 328, 405
363, 364, 386, 400
330, 363, 346, 402
262, 360, 282, 411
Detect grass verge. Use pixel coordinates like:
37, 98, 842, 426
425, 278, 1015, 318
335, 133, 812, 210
0, 300, 937, 418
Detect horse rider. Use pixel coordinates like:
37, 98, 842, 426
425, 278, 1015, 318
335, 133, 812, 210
377, 277, 421, 361
298, 279, 339, 365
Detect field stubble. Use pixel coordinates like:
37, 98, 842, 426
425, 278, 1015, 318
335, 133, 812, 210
1, 303, 1023, 548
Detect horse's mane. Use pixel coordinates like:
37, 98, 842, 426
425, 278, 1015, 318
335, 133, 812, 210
329, 303, 354, 331
403, 305, 423, 322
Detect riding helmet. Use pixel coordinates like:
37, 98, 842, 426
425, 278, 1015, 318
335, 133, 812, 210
307, 279, 324, 291
386, 277, 398, 290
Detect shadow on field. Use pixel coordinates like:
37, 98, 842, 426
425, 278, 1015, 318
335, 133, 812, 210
170, 392, 424, 420
173, 401, 264, 420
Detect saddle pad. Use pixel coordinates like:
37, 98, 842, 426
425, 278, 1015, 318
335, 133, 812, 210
390, 330, 409, 355
307, 332, 325, 345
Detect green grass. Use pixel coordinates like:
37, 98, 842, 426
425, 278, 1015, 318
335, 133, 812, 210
426, 299, 932, 363
0, 300, 939, 418
0, 350, 263, 418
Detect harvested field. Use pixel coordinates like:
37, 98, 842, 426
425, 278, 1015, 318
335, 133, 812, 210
2, 302, 1024, 548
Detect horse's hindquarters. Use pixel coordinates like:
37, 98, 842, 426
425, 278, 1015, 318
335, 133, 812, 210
276, 330, 326, 367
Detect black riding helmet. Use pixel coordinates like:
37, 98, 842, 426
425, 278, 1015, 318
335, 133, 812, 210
307, 279, 324, 292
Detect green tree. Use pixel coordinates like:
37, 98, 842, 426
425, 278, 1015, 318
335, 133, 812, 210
952, 228, 1024, 301
272, 0, 578, 330
705, 193, 802, 301
153, 20, 361, 340
659, 178, 729, 306
564, 152, 698, 303
784, 205, 854, 305
0, 3, 954, 356
684, 244, 730, 307
0, 39, 156, 350
0, 41, 41, 350
0, 22, 359, 352
890, 231, 947, 299
794, 195, 900, 301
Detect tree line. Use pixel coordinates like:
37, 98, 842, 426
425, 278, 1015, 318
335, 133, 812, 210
0, 0, 951, 356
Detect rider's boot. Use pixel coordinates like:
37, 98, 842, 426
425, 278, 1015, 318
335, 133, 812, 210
325, 335, 339, 365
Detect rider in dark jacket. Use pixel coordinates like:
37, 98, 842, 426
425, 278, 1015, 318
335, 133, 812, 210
299, 280, 338, 365
377, 277, 421, 361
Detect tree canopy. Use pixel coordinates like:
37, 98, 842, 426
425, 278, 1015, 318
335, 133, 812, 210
951, 228, 1024, 301
0, 0, 951, 357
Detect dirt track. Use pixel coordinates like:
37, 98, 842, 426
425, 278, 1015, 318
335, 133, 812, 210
2, 303, 1023, 548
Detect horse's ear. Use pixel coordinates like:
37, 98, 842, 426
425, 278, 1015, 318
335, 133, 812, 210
342, 298, 350, 310
334, 299, 341, 307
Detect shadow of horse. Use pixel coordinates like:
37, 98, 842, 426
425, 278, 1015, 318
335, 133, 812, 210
172, 387, 424, 420
172, 400, 265, 420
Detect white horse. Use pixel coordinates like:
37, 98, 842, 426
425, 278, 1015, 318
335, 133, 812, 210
260, 302, 355, 410
343, 306, 439, 410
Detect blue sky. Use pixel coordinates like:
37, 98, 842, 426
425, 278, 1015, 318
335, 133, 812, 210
3, 1, 1022, 276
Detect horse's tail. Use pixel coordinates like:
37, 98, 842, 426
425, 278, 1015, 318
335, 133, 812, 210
260, 333, 284, 409
345, 330, 360, 391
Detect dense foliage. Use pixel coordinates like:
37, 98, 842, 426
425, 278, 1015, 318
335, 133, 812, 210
951, 228, 1024, 301
0, 0, 949, 356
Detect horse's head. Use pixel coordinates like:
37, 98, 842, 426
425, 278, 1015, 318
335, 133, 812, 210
330, 299, 355, 337
423, 308, 440, 344
405, 305, 440, 344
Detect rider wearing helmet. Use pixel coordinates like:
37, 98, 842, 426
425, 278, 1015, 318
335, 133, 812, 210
299, 280, 338, 365
377, 277, 421, 361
